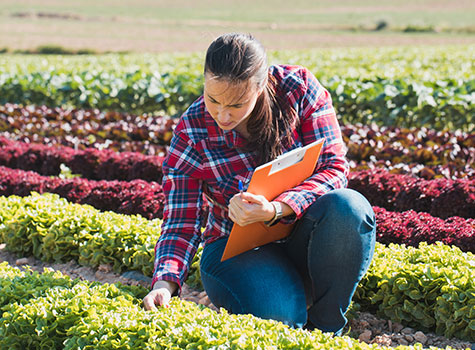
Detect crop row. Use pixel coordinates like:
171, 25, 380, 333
0, 192, 473, 341
0, 103, 175, 146
0, 166, 473, 254
1, 104, 473, 179
0, 262, 419, 350
0, 166, 165, 219
3, 46, 473, 82
342, 124, 474, 180
0, 136, 164, 182
373, 206, 474, 253
0, 193, 160, 277
0, 135, 472, 217
1, 47, 474, 130
0, 73, 472, 131
1, 129, 474, 185
349, 169, 474, 219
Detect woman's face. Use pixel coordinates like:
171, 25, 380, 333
204, 74, 262, 132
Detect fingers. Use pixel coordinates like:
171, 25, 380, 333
228, 193, 272, 226
233, 191, 266, 205
227, 201, 243, 225
143, 294, 158, 311
143, 288, 172, 311
228, 194, 250, 225
239, 191, 262, 204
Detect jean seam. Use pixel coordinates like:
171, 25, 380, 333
201, 268, 245, 314
305, 220, 318, 310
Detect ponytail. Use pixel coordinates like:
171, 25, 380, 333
245, 73, 297, 166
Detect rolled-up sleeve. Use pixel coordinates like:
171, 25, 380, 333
151, 131, 203, 294
274, 67, 349, 223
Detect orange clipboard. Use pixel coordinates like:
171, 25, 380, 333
221, 138, 325, 261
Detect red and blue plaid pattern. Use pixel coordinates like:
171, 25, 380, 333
152, 65, 349, 292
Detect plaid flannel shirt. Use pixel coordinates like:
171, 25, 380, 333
152, 65, 349, 293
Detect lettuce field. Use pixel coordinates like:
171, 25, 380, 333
0, 45, 473, 349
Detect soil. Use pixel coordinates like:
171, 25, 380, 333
0, 243, 472, 350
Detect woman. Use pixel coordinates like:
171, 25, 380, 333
143, 33, 376, 336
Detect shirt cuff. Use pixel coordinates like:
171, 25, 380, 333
274, 191, 316, 224
151, 274, 182, 297
280, 213, 297, 225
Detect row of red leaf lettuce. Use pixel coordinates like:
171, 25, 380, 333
1, 131, 474, 185
1, 134, 473, 220
0, 165, 165, 219
342, 124, 474, 180
0, 136, 164, 182
349, 169, 474, 219
1, 104, 473, 179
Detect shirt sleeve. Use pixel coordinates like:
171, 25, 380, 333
151, 130, 203, 295
274, 67, 349, 224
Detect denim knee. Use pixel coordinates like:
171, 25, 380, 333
306, 188, 375, 234
301, 189, 376, 333
200, 238, 308, 329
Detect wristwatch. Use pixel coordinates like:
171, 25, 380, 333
265, 201, 284, 226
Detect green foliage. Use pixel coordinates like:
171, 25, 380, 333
0, 46, 473, 130
0, 192, 203, 288
403, 25, 435, 33
0, 53, 204, 117
355, 242, 475, 341
12, 45, 98, 55
0, 262, 147, 350
57, 163, 81, 179
0, 193, 473, 341
0, 264, 78, 309
0, 192, 161, 277
324, 77, 473, 131
0, 262, 430, 350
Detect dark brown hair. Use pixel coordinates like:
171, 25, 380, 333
204, 33, 297, 165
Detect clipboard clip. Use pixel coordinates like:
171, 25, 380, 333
269, 148, 307, 175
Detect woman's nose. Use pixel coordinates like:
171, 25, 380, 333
217, 109, 231, 122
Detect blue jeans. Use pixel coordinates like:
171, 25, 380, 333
200, 188, 376, 335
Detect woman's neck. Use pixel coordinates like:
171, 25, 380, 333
234, 123, 250, 139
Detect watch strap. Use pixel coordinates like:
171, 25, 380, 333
265, 201, 284, 227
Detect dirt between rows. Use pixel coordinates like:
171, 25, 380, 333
0, 244, 472, 350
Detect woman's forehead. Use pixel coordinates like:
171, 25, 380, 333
204, 76, 255, 103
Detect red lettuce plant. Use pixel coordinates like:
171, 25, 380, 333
0, 166, 165, 219
0, 137, 164, 182
349, 169, 474, 219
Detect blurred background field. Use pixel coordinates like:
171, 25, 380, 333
1, 1, 473, 131
0, 0, 474, 53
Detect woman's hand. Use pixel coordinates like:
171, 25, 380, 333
228, 192, 275, 226
143, 280, 178, 311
